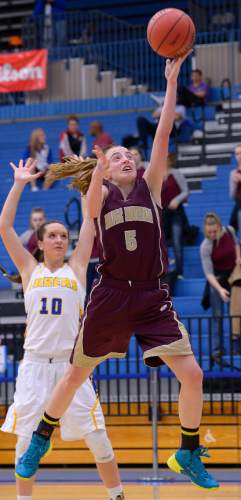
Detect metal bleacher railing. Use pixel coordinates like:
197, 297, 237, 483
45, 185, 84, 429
19, 8, 241, 94
188, 0, 241, 33
1, 9, 241, 111
22, 4, 241, 49
1, 316, 241, 421
22, 10, 146, 49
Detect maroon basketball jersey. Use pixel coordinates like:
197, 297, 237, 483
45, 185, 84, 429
212, 229, 236, 272
94, 178, 168, 281
161, 174, 181, 208
90, 237, 99, 260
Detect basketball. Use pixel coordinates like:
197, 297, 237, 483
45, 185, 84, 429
147, 8, 196, 58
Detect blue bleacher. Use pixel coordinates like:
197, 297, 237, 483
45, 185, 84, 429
0, 105, 238, 377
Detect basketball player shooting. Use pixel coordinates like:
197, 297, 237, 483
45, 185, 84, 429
15, 54, 219, 490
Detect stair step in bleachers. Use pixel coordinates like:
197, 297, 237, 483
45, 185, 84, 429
222, 100, 241, 111
0, 300, 25, 316
179, 165, 216, 180
179, 142, 239, 155
192, 134, 241, 145
218, 115, 241, 125
174, 278, 205, 297
173, 296, 207, 316
204, 120, 241, 131
177, 155, 231, 168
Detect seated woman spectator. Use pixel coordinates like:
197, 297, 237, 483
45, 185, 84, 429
200, 213, 241, 357
59, 114, 87, 161
23, 128, 53, 191
161, 152, 189, 278
229, 144, 241, 237
178, 69, 210, 108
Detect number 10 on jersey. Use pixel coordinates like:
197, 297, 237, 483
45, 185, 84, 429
40, 297, 62, 315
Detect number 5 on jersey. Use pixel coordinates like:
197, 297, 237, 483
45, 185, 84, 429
124, 230, 137, 251
40, 297, 62, 315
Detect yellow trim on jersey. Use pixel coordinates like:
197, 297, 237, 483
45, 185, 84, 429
42, 415, 59, 426
181, 429, 199, 436
15, 473, 32, 481
91, 398, 99, 430
11, 407, 17, 433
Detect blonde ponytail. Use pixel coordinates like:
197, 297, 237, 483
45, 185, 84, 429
45, 156, 97, 194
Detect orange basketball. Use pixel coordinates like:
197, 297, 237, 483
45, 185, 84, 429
147, 8, 196, 58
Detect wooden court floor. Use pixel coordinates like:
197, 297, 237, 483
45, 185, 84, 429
1, 483, 241, 499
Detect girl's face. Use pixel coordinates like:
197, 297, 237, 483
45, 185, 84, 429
37, 129, 46, 144
68, 119, 79, 134
106, 146, 137, 185
38, 223, 69, 261
205, 222, 220, 241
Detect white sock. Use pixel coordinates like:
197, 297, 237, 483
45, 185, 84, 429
17, 496, 32, 500
107, 484, 123, 499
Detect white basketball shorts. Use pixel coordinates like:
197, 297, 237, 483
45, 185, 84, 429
1, 355, 105, 440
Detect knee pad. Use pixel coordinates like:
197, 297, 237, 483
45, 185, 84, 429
84, 429, 114, 464
15, 436, 31, 465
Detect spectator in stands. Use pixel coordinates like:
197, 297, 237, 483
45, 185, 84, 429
59, 115, 87, 161
33, 0, 66, 48
128, 146, 146, 179
123, 104, 193, 158
89, 121, 113, 152
23, 128, 53, 192
20, 207, 46, 257
229, 144, 241, 237
162, 152, 189, 278
200, 213, 241, 357
178, 69, 210, 108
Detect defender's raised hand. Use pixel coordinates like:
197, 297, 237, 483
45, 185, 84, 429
10, 158, 42, 185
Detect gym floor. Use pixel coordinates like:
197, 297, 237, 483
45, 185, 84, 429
1, 467, 241, 499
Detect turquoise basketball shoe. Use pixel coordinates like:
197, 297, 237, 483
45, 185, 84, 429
15, 432, 51, 479
167, 446, 219, 489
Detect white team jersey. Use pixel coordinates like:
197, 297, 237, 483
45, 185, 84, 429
24, 263, 85, 356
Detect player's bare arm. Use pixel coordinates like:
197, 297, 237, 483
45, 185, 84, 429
0, 158, 42, 288
69, 217, 96, 288
144, 51, 191, 204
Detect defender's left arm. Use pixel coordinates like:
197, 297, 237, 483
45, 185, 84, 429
69, 217, 95, 288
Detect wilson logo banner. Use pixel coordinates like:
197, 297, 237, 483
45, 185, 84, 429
0, 49, 48, 93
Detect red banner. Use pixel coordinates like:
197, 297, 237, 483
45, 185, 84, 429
0, 49, 48, 93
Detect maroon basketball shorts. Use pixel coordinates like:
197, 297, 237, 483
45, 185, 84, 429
71, 276, 193, 369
